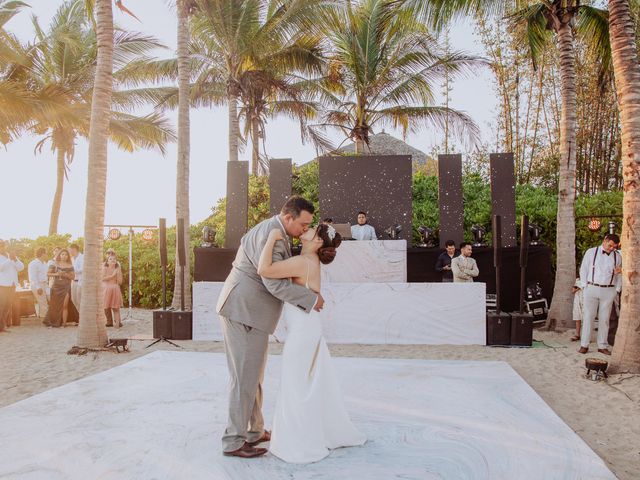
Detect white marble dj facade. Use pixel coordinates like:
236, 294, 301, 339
0, 351, 616, 480
321, 239, 407, 283
193, 281, 486, 345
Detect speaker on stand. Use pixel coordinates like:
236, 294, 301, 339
510, 215, 534, 346
486, 215, 511, 345
171, 217, 192, 340
149, 218, 180, 348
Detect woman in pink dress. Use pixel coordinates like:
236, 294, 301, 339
102, 254, 123, 328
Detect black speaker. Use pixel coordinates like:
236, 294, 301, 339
510, 312, 533, 346
177, 217, 186, 267
171, 310, 192, 340
486, 311, 511, 346
492, 215, 502, 268
159, 218, 167, 267
153, 309, 172, 338
520, 215, 529, 268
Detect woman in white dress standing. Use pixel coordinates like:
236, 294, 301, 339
257, 223, 366, 463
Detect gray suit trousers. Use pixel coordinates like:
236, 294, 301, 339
220, 315, 269, 452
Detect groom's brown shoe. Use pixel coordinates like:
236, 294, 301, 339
223, 442, 268, 458
247, 430, 271, 447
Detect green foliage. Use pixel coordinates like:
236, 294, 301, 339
411, 171, 439, 244
292, 161, 319, 213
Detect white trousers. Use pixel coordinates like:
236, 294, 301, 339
31, 288, 49, 318
71, 282, 81, 311
581, 285, 617, 349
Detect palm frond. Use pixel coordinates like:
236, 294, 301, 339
576, 5, 611, 86
509, 3, 552, 70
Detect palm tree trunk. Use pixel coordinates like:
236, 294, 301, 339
48, 148, 65, 235
76, 0, 112, 348
608, 0, 640, 373
172, 0, 192, 310
251, 116, 260, 175
355, 138, 365, 154
228, 91, 239, 163
546, 22, 577, 330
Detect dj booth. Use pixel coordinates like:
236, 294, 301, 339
194, 243, 553, 309
191, 241, 553, 345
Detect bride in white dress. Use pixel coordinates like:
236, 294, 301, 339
257, 223, 366, 463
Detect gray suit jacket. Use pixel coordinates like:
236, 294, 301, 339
451, 256, 479, 283
216, 216, 317, 333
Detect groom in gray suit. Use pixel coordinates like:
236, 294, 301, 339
216, 196, 323, 458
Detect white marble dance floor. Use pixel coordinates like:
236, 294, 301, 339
0, 351, 615, 480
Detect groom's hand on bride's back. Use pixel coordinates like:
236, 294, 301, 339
313, 293, 325, 312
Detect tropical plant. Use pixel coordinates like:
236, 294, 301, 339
182, 0, 332, 175
608, 0, 640, 373
310, 0, 480, 154
5, 1, 175, 235
0, 1, 42, 143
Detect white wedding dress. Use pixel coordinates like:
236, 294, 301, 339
270, 296, 366, 463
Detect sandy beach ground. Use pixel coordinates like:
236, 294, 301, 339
1, 309, 639, 479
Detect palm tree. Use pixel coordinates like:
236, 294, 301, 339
313, 0, 480, 154
235, 33, 328, 174
76, 0, 113, 349
190, 0, 332, 168
172, 0, 194, 309
608, 0, 640, 374
12, 1, 174, 235
422, 0, 610, 330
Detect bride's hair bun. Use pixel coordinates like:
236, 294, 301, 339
318, 247, 336, 265
316, 224, 342, 264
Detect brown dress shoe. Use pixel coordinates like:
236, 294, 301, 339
598, 348, 612, 356
578, 347, 589, 354
247, 430, 271, 447
223, 442, 268, 458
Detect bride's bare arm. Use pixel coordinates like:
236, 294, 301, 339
257, 229, 305, 279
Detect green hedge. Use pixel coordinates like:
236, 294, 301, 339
6, 165, 621, 308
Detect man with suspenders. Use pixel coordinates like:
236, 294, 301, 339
578, 233, 622, 355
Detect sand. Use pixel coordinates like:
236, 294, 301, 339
1, 309, 639, 480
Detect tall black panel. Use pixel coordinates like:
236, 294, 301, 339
269, 158, 292, 216
489, 153, 517, 247
318, 155, 413, 242
224, 161, 249, 248
437, 154, 464, 248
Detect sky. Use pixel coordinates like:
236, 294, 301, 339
0, 1, 496, 240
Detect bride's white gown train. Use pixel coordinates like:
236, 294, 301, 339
270, 302, 366, 463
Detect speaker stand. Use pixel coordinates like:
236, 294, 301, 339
145, 336, 183, 349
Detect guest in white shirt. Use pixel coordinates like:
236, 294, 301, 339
69, 244, 83, 313
28, 247, 50, 319
451, 242, 479, 283
350, 211, 376, 240
578, 233, 622, 355
0, 239, 24, 332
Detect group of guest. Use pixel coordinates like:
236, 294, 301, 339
435, 240, 479, 283
0, 240, 124, 330
573, 233, 622, 356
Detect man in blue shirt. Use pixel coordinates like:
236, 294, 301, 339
350, 211, 376, 240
